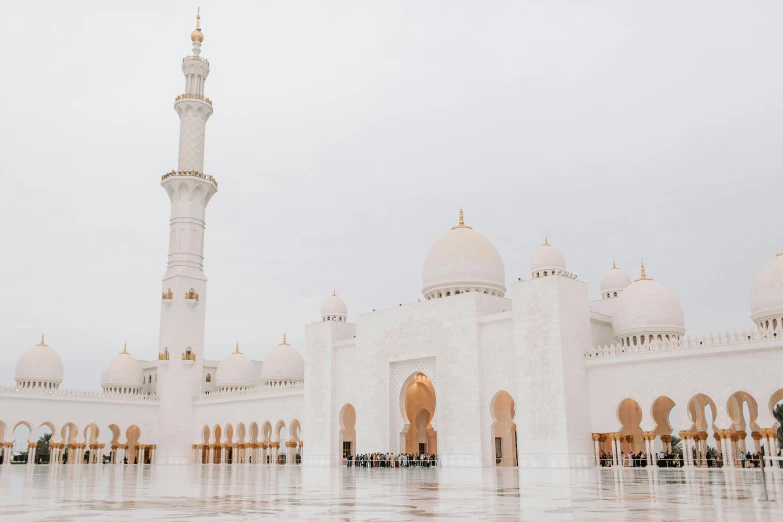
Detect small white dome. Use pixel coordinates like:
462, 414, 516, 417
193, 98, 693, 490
530, 237, 566, 277
749, 253, 783, 325
15, 336, 64, 388
421, 209, 506, 299
612, 264, 685, 342
101, 344, 143, 391
321, 291, 348, 321
600, 262, 632, 298
215, 344, 256, 390
262, 335, 304, 383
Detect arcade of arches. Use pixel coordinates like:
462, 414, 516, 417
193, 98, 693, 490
592, 389, 783, 468
192, 420, 303, 465
0, 421, 152, 465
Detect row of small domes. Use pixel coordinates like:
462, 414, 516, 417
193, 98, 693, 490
14, 335, 305, 391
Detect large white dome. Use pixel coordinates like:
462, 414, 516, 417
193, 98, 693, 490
749, 254, 783, 326
612, 264, 685, 343
530, 237, 566, 277
101, 344, 143, 392
421, 209, 506, 299
15, 335, 63, 389
262, 335, 304, 383
321, 291, 348, 321
600, 261, 632, 299
215, 344, 256, 390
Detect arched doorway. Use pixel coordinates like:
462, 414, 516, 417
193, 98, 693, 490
340, 404, 356, 463
400, 373, 437, 455
490, 391, 517, 467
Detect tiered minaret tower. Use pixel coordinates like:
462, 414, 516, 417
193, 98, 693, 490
156, 10, 218, 464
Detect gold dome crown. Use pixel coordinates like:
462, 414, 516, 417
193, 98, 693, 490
191, 9, 204, 43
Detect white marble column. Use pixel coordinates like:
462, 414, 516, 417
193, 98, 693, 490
592, 435, 600, 467
611, 437, 619, 467
644, 435, 652, 467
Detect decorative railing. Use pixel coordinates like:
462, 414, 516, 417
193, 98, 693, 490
162, 290, 174, 300
158, 352, 170, 360
193, 381, 304, 402
161, 170, 218, 188
0, 385, 159, 402
182, 352, 197, 361
175, 93, 212, 106
585, 327, 781, 360
183, 56, 209, 65
185, 290, 199, 301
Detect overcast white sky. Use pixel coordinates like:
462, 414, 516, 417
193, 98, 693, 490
1, 1, 782, 389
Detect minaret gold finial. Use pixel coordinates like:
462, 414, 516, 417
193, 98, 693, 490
543, 235, 549, 247
235, 342, 240, 354
282, 333, 288, 345
191, 8, 204, 43
122, 343, 127, 354
38, 334, 46, 346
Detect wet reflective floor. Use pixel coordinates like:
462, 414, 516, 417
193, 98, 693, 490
0, 464, 782, 521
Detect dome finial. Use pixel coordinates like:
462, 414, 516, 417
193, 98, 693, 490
451, 206, 472, 230
235, 342, 240, 354
332, 288, 336, 296
636, 260, 652, 281
543, 234, 549, 247
122, 343, 127, 354
38, 334, 46, 346
612, 258, 617, 269
191, 7, 204, 43
282, 332, 288, 345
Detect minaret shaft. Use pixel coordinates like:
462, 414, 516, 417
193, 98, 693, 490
155, 11, 217, 465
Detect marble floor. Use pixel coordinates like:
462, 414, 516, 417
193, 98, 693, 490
0, 465, 782, 521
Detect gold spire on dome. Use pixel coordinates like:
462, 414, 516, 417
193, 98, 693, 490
612, 259, 617, 269
636, 261, 652, 281
122, 343, 127, 354
543, 235, 550, 247
451, 207, 472, 230
282, 333, 288, 345
235, 342, 241, 354
38, 334, 46, 347
191, 8, 204, 43
332, 289, 337, 296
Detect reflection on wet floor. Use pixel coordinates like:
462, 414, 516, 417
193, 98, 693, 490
0, 465, 781, 521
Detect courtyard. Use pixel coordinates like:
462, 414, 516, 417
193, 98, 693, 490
0, 465, 781, 521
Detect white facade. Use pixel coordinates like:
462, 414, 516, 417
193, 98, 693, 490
1, 14, 781, 470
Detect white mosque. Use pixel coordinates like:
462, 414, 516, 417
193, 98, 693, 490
1, 13, 782, 470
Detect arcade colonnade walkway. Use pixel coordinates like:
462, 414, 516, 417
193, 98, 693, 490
591, 387, 783, 468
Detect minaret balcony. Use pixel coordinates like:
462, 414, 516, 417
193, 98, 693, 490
161, 170, 218, 189
184, 290, 199, 307
183, 56, 209, 65
182, 352, 196, 362
175, 93, 212, 106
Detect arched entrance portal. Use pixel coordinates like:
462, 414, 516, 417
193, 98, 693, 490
339, 404, 356, 462
491, 391, 517, 467
400, 372, 437, 455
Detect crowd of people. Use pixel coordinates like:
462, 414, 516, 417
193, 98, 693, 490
599, 449, 783, 468
346, 453, 437, 468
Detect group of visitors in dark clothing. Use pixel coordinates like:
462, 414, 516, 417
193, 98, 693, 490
346, 453, 437, 468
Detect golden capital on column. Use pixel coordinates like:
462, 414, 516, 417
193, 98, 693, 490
592, 433, 601, 441
751, 431, 762, 440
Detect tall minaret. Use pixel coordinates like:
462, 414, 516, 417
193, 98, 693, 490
156, 10, 218, 465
